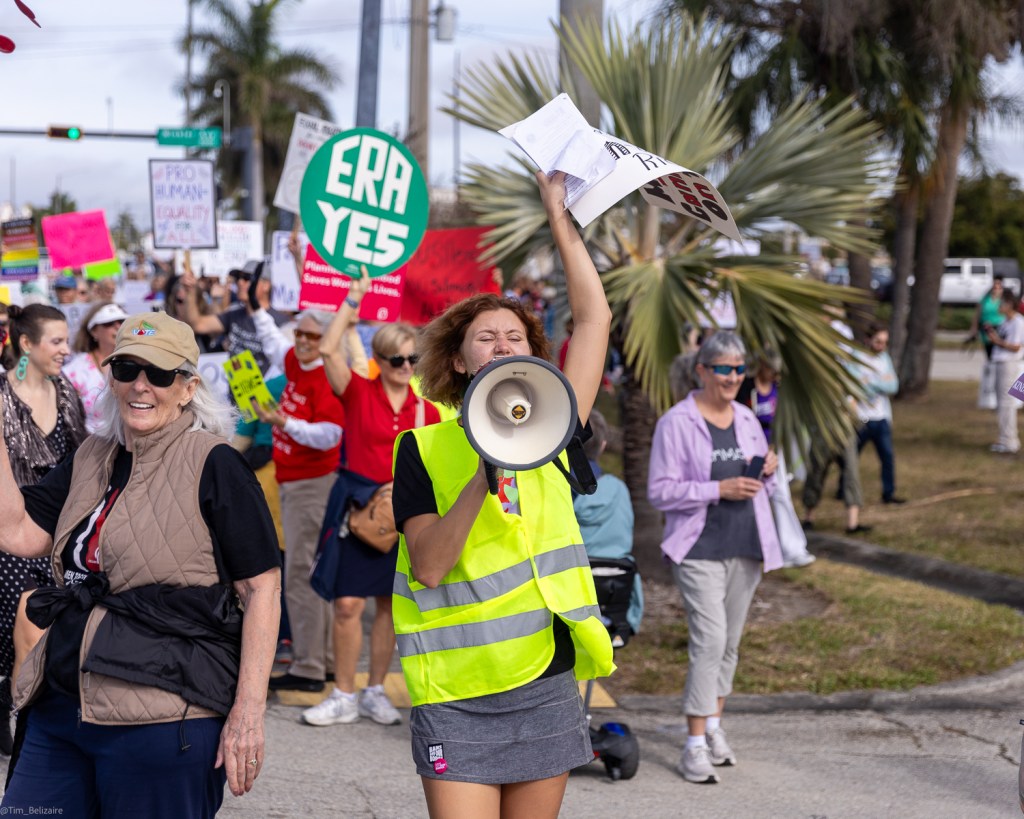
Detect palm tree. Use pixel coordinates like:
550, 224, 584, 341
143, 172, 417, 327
671, 0, 1022, 392
447, 13, 888, 567
184, 0, 338, 229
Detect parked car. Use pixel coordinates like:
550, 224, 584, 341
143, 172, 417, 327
939, 258, 1021, 305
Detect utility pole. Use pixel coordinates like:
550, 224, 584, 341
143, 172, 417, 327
356, 0, 382, 128
407, 0, 430, 180
559, 0, 603, 126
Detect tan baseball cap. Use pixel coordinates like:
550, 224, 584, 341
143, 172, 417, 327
101, 312, 200, 370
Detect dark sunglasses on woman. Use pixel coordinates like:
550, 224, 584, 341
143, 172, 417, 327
388, 354, 420, 368
109, 359, 191, 388
707, 364, 746, 376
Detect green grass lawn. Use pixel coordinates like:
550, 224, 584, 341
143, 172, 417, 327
799, 379, 1024, 577
607, 561, 1024, 697
596, 378, 1024, 696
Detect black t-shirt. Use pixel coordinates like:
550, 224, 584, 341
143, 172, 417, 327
393, 433, 575, 679
686, 420, 762, 561
218, 304, 288, 374
21, 443, 282, 699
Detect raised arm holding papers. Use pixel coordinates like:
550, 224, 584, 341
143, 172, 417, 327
499, 94, 742, 242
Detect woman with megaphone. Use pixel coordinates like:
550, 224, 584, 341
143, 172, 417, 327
391, 171, 615, 819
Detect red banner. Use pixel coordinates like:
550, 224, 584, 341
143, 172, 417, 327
299, 244, 404, 322
396, 227, 500, 325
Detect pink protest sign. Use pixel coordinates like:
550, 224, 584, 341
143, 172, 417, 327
1008, 370, 1024, 402
41, 210, 115, 269
299, 244, 404, 321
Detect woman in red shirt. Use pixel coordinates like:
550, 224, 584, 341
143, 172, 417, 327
304, 279, 440, 728
251, 308, 345, 693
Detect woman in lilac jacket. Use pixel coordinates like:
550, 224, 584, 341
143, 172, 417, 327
648, 331, 782, 786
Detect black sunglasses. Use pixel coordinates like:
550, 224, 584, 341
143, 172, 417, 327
387, 354, 420, 368
110, 359, 191, 388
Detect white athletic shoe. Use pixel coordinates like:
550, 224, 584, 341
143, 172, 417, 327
302, 690, 359, 726
706, 727, 737, 766
677, 745, 720, 783
357, 687, 402, 725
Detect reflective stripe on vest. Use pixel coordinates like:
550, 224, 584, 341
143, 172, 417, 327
392, 542, 591, 612
396, 608, 551, 657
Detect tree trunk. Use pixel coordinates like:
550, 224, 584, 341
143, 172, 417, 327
847, 249, 873, 340
888, 182, 919, 366
899, 103, 969, 398
617, 370, 669, 585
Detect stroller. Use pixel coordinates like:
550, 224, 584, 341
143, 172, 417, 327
584, 556, 641, 781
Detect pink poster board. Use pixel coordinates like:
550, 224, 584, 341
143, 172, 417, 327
41, 210, 115, 269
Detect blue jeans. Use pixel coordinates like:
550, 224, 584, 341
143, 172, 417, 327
857, 419, 896, 500
3, 692, 226, 818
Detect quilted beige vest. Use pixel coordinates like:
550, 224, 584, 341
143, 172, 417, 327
16, 410, 226, 725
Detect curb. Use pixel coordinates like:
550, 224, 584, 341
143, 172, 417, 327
807, 532, 1024, 609
613, 659, 1024, 715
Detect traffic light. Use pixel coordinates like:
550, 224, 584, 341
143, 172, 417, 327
47, 125, 82, 140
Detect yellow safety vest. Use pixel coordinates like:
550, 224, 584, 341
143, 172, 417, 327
392, 419, 615, 706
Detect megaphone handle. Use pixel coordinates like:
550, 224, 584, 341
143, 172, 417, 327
484, 461, 499, 495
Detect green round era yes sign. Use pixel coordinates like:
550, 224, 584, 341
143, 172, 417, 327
299, 127, 429, 279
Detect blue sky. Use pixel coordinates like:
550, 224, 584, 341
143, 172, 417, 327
1, 0, 1020, 231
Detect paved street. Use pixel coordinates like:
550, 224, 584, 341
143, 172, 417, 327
207, 692, 1021, 818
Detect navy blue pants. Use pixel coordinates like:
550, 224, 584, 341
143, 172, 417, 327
3, 692, 226, 818
857, 418, 896, 500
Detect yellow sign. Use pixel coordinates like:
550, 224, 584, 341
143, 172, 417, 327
223, 350, 277, 422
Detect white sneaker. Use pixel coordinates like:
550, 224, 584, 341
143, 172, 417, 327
706, 727, 736, 766
357, 687, 402, 725
677, 745, 719, 783
301, 690, 359, 726
783, 553, 816, 568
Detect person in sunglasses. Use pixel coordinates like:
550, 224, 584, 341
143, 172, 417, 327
244, 307, 350, 695
305, 280, 439, 729
648, 330, 783, 785
179, 260, 289, 376
0, 312, 281, 815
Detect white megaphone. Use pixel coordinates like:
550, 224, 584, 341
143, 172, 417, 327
462, 355, 579, 494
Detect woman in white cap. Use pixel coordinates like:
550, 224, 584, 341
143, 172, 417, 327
63, 301, 128, 433
0, 311, 281, 815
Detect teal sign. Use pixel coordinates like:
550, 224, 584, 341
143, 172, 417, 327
299, 127, 428, 279
157, 127, 222, 149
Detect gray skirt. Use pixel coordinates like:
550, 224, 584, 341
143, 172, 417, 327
409, 671, 592, 784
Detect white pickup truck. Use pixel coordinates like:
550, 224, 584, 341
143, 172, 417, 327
939, 258, 1020, 305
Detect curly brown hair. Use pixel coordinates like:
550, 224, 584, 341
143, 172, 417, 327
417, 294, 551, 409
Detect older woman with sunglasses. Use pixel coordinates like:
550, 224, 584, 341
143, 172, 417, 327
648, 330, 783, 786
0, 312, 281, 815
245, 308, 348, 695
301, 278, 440, 729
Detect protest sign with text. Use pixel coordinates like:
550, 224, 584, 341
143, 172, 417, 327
188, 221, 264, 281
270, 230, 304, 312
149, 159, 218, 249
500, 95, 741, 241
1009, 371, 1024, 403
41, 210, 116, 270
223, 350, 277, 422
396, 227, 500, 326
274, 113, 344, 214
299, 128, 428, 279
1, 217, 40, 282
299, 244, 404, 321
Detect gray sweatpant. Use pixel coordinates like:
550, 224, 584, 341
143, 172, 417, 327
671, 558, 762, 717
